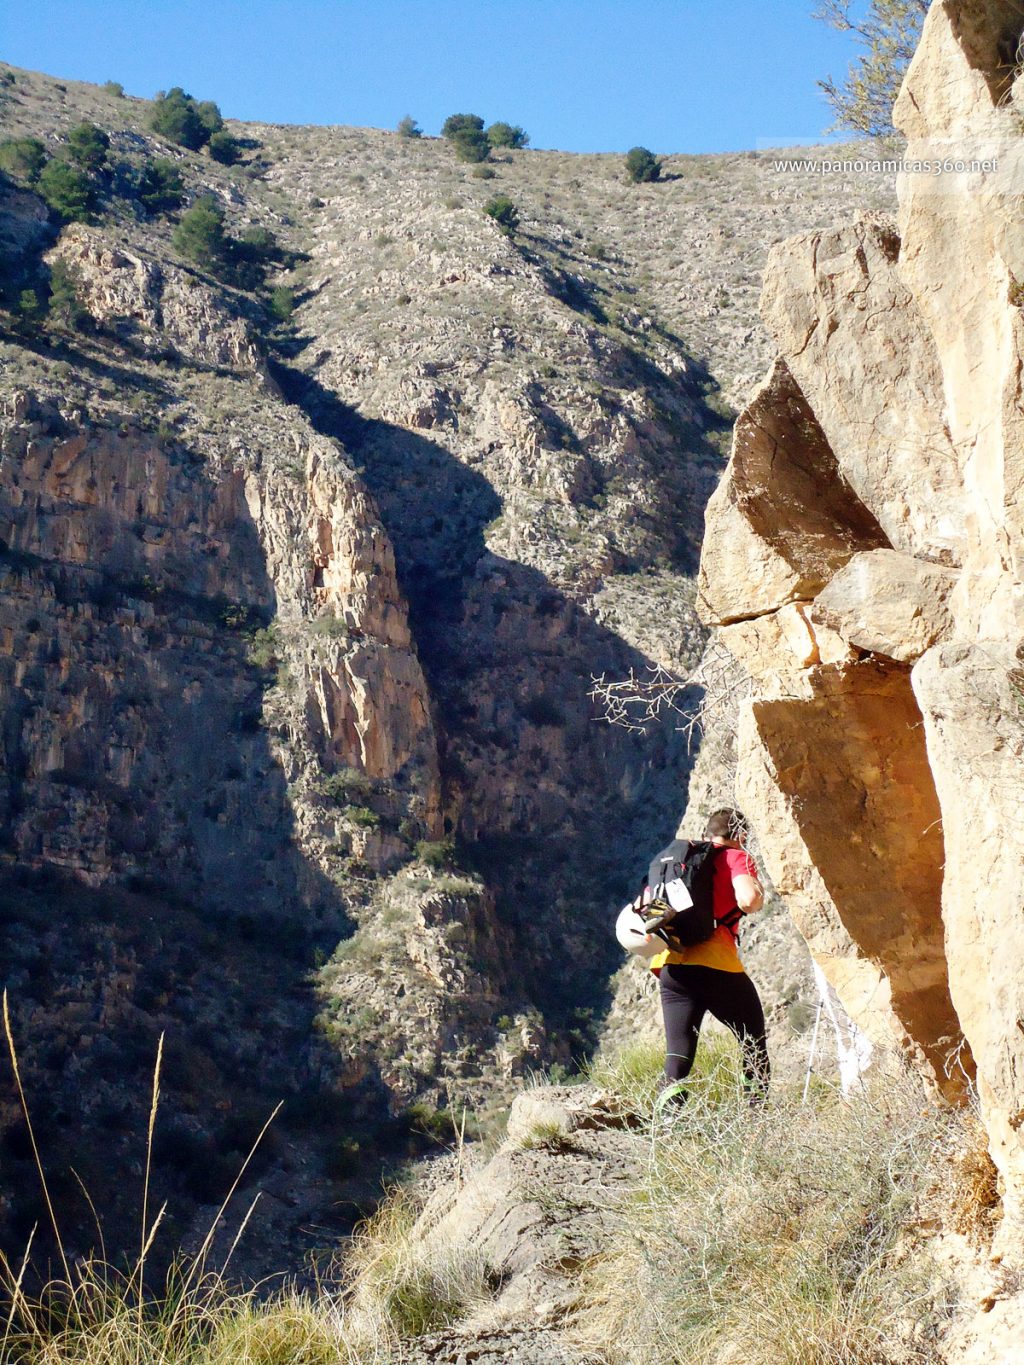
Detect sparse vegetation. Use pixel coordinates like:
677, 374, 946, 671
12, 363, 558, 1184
46, 259, 87, 328
413, 838, 456, 870
575, 1042, 970, 1365
246, 624, 280, 671
0, 136, 47, 183
396, 115, 422, 138
320, 768, 373, 802
102, 79, 125, 97
344, 1186, 490, 1339
345, 805, 381, 830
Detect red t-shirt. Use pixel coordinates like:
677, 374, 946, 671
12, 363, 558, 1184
713, 846, 757, 943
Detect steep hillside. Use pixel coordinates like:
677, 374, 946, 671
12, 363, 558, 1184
0, 60, 892, 1272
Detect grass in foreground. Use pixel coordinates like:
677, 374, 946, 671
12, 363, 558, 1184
2, 999, 998, 1365
575, 1038, 981, 1365
1, 1270, 365, 1365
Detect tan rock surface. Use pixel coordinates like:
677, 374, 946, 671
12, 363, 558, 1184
699, 0, 1024, 1271
810, 547, 957, 662
761, 215, 966, 564
47, 224, 275, 382
697, 357, 889, 626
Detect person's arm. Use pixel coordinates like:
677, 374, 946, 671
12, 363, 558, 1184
732, 873, 762, 913
729, 849, 763, 913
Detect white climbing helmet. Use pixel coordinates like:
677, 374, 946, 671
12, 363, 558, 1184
615, 900, 661, 960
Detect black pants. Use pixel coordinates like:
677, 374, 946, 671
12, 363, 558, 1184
658, 964, 770, 1098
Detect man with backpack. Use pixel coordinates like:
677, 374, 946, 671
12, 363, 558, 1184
646, 808, 770, 1104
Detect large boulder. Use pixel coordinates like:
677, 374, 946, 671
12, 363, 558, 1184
810, 548, 957, 662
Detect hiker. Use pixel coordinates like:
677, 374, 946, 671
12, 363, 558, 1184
649, 808, 770, 1103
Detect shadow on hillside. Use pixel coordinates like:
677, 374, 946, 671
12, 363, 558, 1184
0, 404, 421, 1286
272, 363, 699, 1034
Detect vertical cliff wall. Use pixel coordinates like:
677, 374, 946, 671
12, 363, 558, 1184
700, 0, 1024, 1228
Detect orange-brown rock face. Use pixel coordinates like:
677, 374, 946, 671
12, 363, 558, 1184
0, 391, 440, 910
700, 0, 1024, 1227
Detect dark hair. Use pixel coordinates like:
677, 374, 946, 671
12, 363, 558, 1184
704, 808, 748, 842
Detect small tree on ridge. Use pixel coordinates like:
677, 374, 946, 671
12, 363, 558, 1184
625, 146, 661, 183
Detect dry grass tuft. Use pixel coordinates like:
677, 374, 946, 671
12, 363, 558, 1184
342, 1185, 490, 1341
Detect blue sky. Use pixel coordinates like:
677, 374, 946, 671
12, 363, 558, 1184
1, 1, 866, 154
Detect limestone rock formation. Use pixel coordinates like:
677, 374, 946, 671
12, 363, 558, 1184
699, 0, 1024, 1250
47, 225, 275, 381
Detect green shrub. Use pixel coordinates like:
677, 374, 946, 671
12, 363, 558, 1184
47, 260, 87, 329
17, 289, 42, 324
66, 121, 110, 174
625, 145, 661, 183
483, 194, 518, 235
452, 128, 490, 163
413, 838, 456, 870
247, 624, 280, 670
432, 874, 480, 897
102, 79, 124, 97
194, 100, 224, 140
471, 164, 495, 179
345, 805, 381, 830
208, 129, 241, 165
149, 87, 206, 149
149, 86, 222, 150
137, 156, 184, 214
486, 121, 529, 149
268, 285, 295, 322
405, 1101, 458, 1144
320, 768, 373, 803
37, 158, 94, 221
229, 225, 284, 289
172, 194, 226, 267
0, 136, 47, 183
441, 112, 484, 139
397, 115, 422, 138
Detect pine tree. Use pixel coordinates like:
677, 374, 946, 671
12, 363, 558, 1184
66, 122, 110, 174
172, 196, 226, 267
37, 158, 94, 221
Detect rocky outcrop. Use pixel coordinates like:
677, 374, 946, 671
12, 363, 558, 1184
47, 225, 275, 382
699, 0, 1024, 1240
406, 1086, 642, 1337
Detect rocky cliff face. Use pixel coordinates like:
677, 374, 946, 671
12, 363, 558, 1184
700, 0, 1024, 1246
